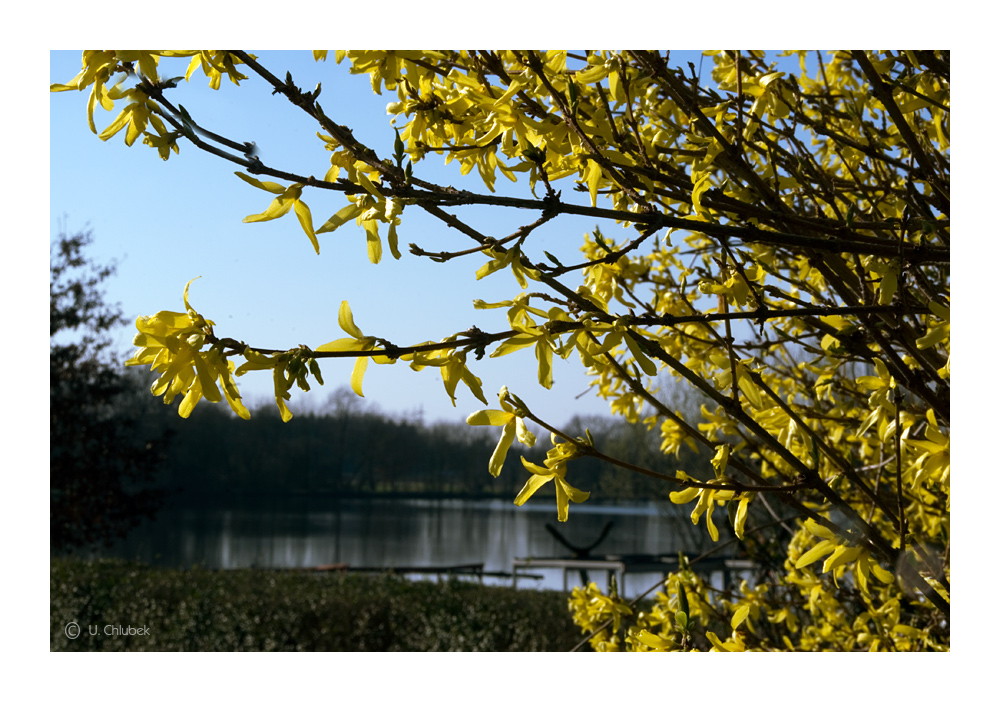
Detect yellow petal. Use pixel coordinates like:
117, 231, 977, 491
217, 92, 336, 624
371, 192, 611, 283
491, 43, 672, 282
670, 487, 701, 504
220, 373, 251, 420
520, 456, 554, 476
192, 353, 223, 403
234, 171, 288, 194
293, 199, 319, 254
559, 478, 590, 505
98, 105, 133, 141
624, 332, 657, 376
275, 395, 293, 422
86, 88, 99, 133
337, 300, 365, 340
514, 473, 552, 506
243, 194, 294, 223
555, 481, 571, 522
354, 170, 383, 198
514, 417, 536, 447
182, 277, 202, 317
823, 545, 862, 573
178, 385, 203, 418
490, 332, 539, 358
584, 160, 602, 207
350, 355, 369, 397
871, 562, 895, 584
736, 366, 763, 409
803, 519, 837, 540
488, 421, 516, 477
795, 540, 838, 569
316, 202, 363, 234
535, 339, 554, 389
366, 225, 382, 264
856, 555, 871, 595
460, 366, 489, 405
124, 110, 145, 147
466, 409, 514, 427
387, 220, 402, 260
731, 604, 751, 630
315, 337, 366, 353
705, 498, 719, 541
734, 495, 750, 539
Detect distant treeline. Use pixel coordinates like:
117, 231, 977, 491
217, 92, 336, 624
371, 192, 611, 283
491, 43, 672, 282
120, 373, 705, 505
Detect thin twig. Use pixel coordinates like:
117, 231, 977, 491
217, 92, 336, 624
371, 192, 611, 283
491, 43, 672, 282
568, 516, 799, 652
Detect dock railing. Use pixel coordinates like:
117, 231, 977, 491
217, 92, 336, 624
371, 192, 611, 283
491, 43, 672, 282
511, 554, 758, 595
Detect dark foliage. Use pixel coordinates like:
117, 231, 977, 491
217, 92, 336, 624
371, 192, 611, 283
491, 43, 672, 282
51, 558, 581, 651
50, 226, 170, 552
150, 388, 702, 504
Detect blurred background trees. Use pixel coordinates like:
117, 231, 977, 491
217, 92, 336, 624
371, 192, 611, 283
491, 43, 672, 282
50, 224, 170, 552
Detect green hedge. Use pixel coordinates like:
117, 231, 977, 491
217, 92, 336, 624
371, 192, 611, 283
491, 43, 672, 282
51, 558, 582, 651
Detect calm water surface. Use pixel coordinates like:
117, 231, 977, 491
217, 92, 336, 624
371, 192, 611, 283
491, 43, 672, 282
103, 497, 727, 599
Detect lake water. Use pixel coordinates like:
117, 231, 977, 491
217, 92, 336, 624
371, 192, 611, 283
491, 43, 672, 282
99, 496, 733, 599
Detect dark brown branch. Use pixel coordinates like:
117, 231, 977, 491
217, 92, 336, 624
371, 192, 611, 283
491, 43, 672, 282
851, 51, 949, 215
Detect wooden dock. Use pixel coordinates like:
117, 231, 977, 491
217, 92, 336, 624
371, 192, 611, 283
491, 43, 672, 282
285, 562, 541, 583
511, 553, 758, 593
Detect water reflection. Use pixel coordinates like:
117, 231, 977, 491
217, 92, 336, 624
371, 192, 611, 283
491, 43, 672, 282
102, 497, 729, 599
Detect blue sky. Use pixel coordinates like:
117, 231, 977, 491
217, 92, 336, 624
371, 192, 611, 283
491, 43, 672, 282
50, 50, 719, 426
